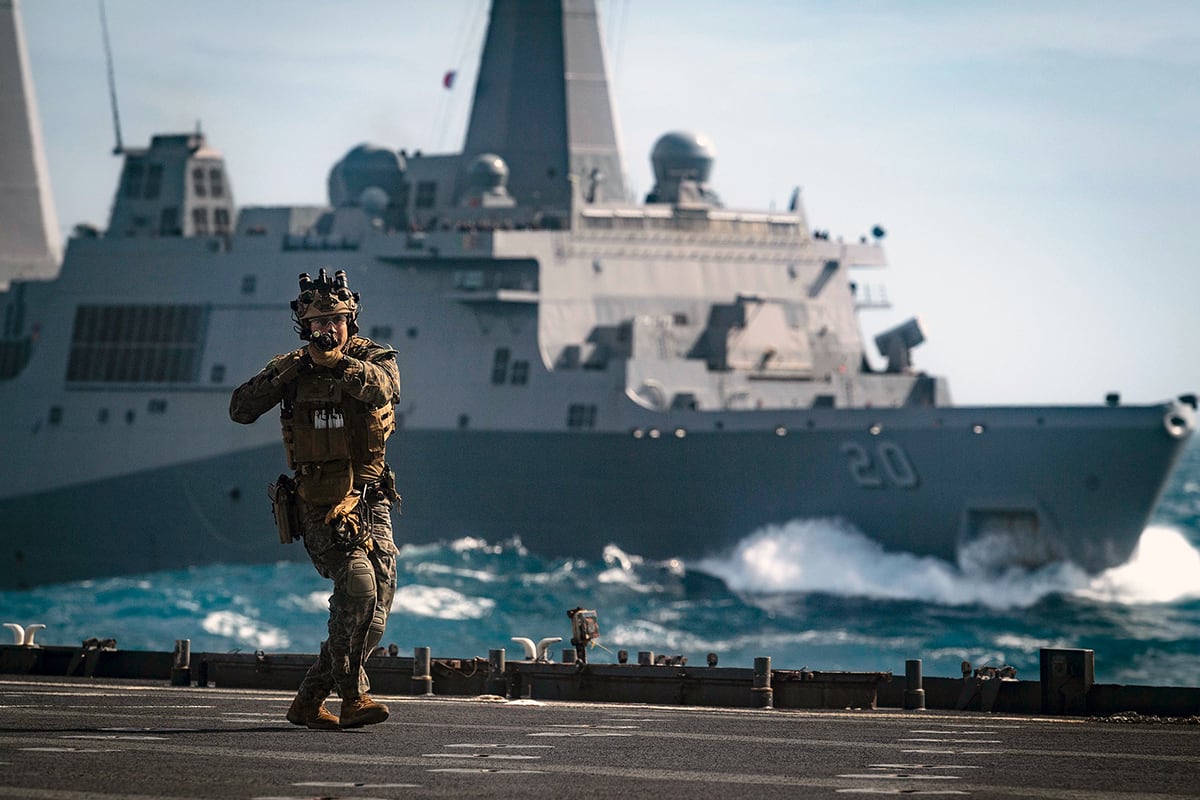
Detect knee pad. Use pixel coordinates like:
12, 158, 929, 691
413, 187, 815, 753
366, 608, 388, 652
345, 556, 376, 599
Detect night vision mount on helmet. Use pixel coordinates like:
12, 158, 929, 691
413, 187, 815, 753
291, 268, 361, 340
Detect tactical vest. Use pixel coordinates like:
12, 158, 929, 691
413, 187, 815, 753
280, 369, 394, 506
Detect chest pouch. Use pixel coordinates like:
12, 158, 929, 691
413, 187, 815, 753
349, 403, 395, 461
285, 375, 351, 465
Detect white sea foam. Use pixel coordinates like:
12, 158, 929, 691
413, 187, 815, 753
303, 584, 498, 619
390, 584, 495, 619
412, 562, 498, 583
596, 543, 671, 592
302, 590, 332, 612
200, 611, 290, 650
520, 560, 585, 585
693, 519, 1200, 609
450, 536, 493, 553
606, 618, 911, 656
992, 633, 1072, 653
1073, 526, 1200, 605
602, 544, 640, 572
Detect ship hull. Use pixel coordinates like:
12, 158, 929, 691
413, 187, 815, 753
2, 401, 1190, 589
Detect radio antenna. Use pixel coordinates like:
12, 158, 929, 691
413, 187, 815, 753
98, 0, 124, 155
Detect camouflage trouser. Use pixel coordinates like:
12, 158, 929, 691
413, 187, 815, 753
295, 494, 398, 703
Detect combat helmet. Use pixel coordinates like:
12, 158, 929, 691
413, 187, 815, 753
290, 268, 361, 340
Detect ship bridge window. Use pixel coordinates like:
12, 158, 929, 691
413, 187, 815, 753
369, 325, 393, 341
145, 164, 163, 199
491, 347, 510, 384
160, 207, 181, 237
209, 168, 225, 198
192, 208, 209, 235
567, 403, 597, 429
415, 181, 437, 209
241, 274, 257, 295
48, 406, 63, 426
214, 208, 231, 234
192, 168, 207, 197
66, 304, 208, 384
210, 364, 225, 383
123, 162, 145, 198
511, 360, 529, 385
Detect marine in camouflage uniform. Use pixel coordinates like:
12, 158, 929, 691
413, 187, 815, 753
230, 268, 400, 730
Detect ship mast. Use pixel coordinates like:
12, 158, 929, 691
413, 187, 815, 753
0, 0, 62, 284
98, 0, 124, 155
461, 0, 627, 208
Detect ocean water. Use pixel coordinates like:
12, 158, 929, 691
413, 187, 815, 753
3, 444, 1199, 687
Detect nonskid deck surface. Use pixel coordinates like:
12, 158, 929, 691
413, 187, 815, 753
1, 675, 1196, 799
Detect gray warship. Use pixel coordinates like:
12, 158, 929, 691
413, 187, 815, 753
0, 0, 1194, 589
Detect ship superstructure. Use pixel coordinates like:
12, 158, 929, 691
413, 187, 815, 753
0, 0, 60, 287
0, 0, 1194, 588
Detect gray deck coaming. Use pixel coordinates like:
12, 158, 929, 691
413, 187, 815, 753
1, 415, 1188, 589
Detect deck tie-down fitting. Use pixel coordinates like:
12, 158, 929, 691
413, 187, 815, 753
956, 660, 1018, 711
3, 623, 45, 647
511, 636, 562, 661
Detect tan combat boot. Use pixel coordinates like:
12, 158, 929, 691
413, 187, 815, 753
286, 695, 340, 730
339, 694, 389, 728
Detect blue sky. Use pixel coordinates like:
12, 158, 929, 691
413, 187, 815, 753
18, 0, 1200, 404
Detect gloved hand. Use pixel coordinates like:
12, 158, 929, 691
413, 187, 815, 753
269, 348, 308, 385
325, 493, 364, 549
307, 343, 344, 368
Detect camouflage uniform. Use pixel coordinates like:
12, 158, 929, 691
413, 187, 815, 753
230, 335, 400, 707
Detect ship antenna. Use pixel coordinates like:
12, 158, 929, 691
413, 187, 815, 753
98, 0, 124, 155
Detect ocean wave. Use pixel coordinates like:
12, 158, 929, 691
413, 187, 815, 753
1074, 526, 1200, 605
200, 611, 289, 650
411, 562, 498, 583
692, 518, 1091, 609
693, 518, 1200, 611
391, 584, 496, 620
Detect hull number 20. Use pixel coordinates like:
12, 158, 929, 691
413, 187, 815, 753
840, 441, 919, 489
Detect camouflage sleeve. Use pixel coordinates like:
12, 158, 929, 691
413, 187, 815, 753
334, 341, 400, 409
229, 350, 304, 424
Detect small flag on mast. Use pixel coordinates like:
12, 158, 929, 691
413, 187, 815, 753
443, 70, 457, 89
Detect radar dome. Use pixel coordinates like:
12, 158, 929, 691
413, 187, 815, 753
646, 131, 721, 206
328, 144, 407, 208
651, 131, 716, 184
359, 186, 390, 217
466, 153, 510, 193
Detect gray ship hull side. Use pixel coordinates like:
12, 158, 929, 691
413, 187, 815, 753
1, 403, 1188, 589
